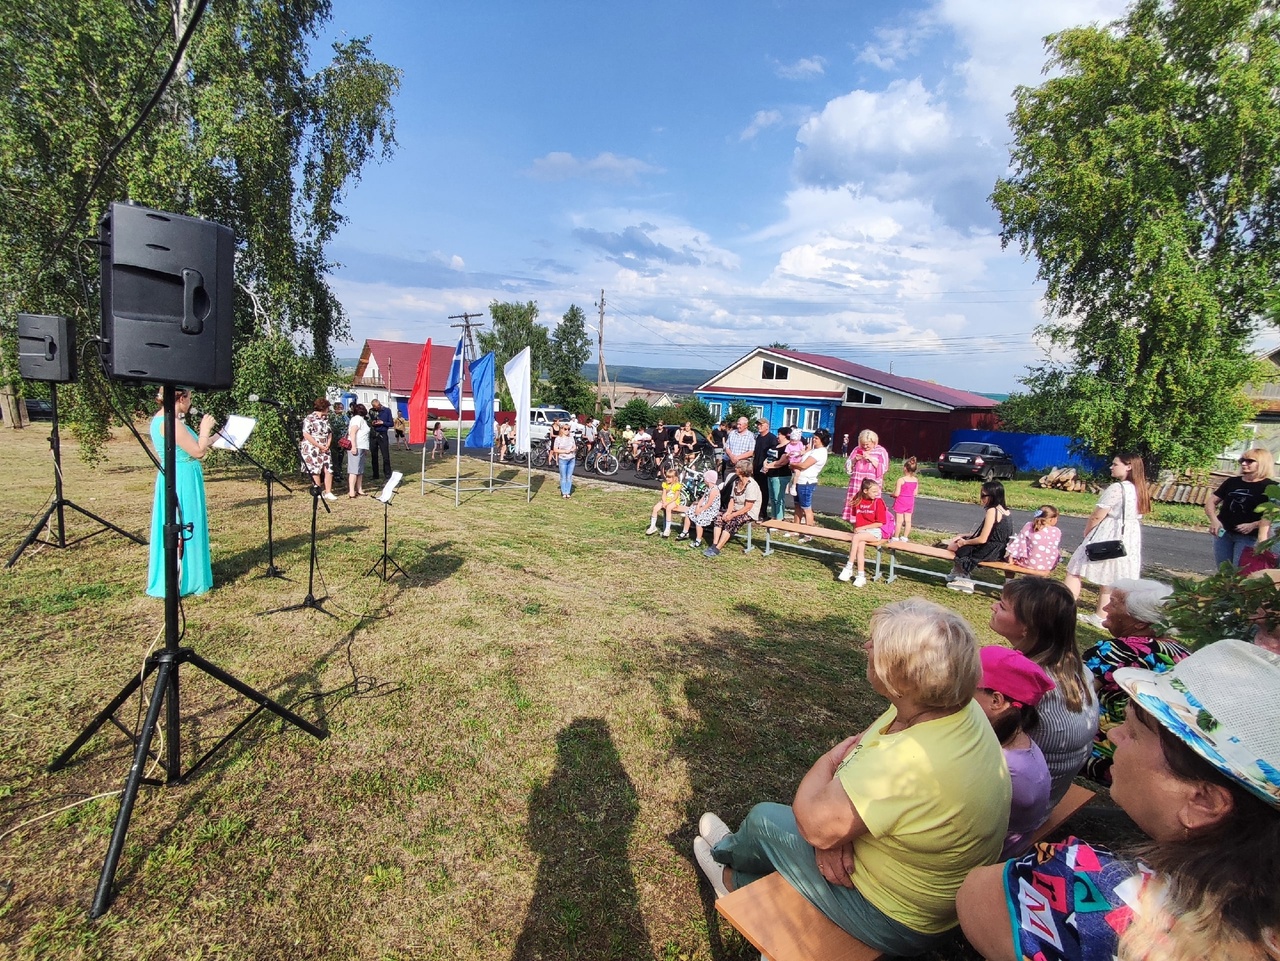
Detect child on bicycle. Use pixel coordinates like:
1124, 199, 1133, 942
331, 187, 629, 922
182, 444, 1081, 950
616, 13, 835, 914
646, 468, 684, 537
838, 478, 887, 587
676, 469, 723, 548
891, 456, 919, 541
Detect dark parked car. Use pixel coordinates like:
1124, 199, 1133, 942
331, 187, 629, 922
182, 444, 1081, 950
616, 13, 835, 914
23, 399, 53, 421
937, 442, 1016, 481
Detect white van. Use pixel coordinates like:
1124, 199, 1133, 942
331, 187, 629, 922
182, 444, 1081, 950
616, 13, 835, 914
528, 408, 583, 443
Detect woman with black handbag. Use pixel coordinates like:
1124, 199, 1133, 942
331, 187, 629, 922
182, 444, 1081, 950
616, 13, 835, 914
1064, 454, 1150, 626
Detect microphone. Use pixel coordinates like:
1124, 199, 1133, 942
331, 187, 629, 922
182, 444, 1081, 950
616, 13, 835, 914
249, 394, 284, 407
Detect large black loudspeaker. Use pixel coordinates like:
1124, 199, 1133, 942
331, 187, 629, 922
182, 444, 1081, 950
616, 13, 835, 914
17, 313, 77, 383
99, 202, 234, 389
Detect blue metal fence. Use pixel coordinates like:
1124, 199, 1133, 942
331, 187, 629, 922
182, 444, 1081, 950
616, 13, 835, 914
948, 430, 1107, 475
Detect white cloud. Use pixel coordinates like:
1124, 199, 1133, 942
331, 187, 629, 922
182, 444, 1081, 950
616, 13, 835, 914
527, 151, 663, 182
774, 56, 826, 80
856, 22, 935, 70
449, 254, 465, 270
740, 109, 784, 141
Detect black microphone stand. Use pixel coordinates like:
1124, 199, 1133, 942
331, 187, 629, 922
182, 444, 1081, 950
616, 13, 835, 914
7, 383, 145, 567
47, 386, 328, 917
259, 483, 335, 618
212, 425, 292, 580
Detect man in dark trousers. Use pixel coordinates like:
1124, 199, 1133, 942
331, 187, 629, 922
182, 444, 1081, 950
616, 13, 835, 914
368, 398, 393, 480
752, 418, 779, 521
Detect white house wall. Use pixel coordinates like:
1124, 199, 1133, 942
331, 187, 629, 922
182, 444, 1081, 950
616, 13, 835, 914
708, 357, 947, 412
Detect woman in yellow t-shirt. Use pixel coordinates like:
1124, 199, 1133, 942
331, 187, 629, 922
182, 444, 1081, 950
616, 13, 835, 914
694, 599, 1010, 956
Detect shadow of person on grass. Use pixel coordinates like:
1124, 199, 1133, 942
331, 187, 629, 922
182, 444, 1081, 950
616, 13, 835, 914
512, 717, 651, 960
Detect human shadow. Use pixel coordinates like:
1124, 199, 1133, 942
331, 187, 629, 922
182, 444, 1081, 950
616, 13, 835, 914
512, 717, 652, 960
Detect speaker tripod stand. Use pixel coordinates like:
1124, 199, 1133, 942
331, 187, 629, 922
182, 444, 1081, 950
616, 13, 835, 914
48, 386, 327, 917
6, 384, 144, 568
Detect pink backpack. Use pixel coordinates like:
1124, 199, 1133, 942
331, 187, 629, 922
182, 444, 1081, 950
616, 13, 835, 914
881, 506, 895, 540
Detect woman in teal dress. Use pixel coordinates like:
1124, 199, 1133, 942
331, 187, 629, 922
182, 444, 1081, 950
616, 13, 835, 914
146, 387, 216, 597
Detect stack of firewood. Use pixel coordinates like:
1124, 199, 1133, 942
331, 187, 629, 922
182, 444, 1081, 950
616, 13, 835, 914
1035, 467, 1102, 494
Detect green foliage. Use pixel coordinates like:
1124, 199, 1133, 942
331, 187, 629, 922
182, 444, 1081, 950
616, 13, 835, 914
614, 398, 655, 431
992, 0, 1280, 471
727, 399, 758, 424
668, 398, 714, 430
0, 0, 400, 462
545, 305, 593, 414
217, 337, 336, 474
1163, 565, 1277, 649
482, 301, 551, 411
994, 390, 1075, 436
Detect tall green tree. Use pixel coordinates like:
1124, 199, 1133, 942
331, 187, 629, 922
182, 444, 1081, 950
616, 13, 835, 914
481, 300, 551, 408
992, 0, 1280, 470
0, 0, 400, 461
546, 304, 592, 413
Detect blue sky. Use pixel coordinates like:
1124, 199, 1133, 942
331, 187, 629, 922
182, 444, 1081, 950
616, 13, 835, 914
321, 0, 1131, 391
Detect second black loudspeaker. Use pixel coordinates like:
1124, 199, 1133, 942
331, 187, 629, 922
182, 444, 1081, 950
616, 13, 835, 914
99, 202, 234, 389
17, 313, 76, 383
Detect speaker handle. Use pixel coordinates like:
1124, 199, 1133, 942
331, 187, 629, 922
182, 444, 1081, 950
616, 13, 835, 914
43, 336, 56, 361
182, 268, 205, 334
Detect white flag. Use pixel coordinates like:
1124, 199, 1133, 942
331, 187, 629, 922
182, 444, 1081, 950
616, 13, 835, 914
503, 347, 532, 454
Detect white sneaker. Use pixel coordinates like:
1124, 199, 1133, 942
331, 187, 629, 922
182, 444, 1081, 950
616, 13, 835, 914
646, 524, 659, 535
852, 573, 867, 588
322, 492, 338, 501
698, 812, 731, 846
1079, 612, 1105, 629
837, 564, 853, 582
947, 578, 975, 594
693, 836, 730, 899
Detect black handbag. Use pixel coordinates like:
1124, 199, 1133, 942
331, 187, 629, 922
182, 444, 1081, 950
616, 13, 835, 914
1083, 483, 1129, 561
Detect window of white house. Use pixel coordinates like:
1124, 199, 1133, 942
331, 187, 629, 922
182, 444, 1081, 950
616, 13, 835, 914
752, 406, 765, 420
803, 409, 821, 431
782, 407, 799, 428
707, 402, 723, 421
762, 361, 789, 380
845, 387, 883, 405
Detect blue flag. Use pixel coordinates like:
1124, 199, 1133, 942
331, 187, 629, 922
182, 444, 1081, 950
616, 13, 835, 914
443, 337, 464, 410
465, 352, 496, 449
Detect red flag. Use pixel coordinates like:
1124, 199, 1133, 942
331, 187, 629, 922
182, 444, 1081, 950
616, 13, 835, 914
408, 339, 432, 444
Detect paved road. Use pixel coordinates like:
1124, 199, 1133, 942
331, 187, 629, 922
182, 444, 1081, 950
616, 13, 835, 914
471, 450, 1215, 577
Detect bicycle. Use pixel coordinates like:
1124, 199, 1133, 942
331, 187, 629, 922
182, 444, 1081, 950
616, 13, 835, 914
531, 438, 552, 468
634, 442, 658, 479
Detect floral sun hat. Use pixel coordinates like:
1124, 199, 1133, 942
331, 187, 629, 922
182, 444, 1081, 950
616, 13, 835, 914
1114, 639, 1280, 809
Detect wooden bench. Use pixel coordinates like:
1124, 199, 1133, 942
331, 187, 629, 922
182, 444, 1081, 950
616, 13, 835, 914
1024, 783, 1097, 850
715, 871, 885, 961
713, 784, 1099, 961
759, 519, 873, 575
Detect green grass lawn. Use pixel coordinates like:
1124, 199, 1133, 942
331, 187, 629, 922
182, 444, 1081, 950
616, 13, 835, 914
819, 457, 1206, 529
0, 426, 1127, 961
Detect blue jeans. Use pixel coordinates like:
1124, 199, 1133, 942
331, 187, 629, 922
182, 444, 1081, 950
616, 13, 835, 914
558, 456, 575, 496
1214, 529, 1255, 567
711, 802, 946, 956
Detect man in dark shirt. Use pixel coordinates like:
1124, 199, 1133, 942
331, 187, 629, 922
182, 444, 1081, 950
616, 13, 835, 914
751, 418, 780, 521
368, 398, 393, 480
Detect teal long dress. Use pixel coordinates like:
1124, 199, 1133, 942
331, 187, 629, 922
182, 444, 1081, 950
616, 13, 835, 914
146, 414, 213, 597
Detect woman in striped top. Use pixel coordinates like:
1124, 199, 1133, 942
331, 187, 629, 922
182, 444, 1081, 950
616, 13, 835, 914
988, 578, 1099, 803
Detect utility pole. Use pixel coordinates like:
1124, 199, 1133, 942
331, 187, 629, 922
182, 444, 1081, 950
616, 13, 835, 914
594, 290, 606, 418
448, 311, 485, 365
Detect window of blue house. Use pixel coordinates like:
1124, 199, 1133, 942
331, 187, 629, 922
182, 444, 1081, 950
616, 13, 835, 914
762, 361, 789, 380
803, 409, 820, 431
707, 401, 723, 421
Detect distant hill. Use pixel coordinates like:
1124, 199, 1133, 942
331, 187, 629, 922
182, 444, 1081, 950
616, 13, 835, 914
580, 364, 719, 394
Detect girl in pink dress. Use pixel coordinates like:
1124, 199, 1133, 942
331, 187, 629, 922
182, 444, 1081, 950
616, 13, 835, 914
891, 456, 918, 541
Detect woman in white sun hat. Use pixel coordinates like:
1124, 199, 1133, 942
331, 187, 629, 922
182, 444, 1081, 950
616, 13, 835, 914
958, 640, 1280, 961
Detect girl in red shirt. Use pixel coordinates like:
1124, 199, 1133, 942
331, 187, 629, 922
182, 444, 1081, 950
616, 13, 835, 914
839, 479, 887, 587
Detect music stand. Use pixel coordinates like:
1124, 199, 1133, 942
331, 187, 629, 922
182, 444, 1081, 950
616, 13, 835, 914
210, 415, 290, 579
366, 472, 407, 582
48, 385, 328, 917
259, 483, 336, 618
6, 384, 145, 567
